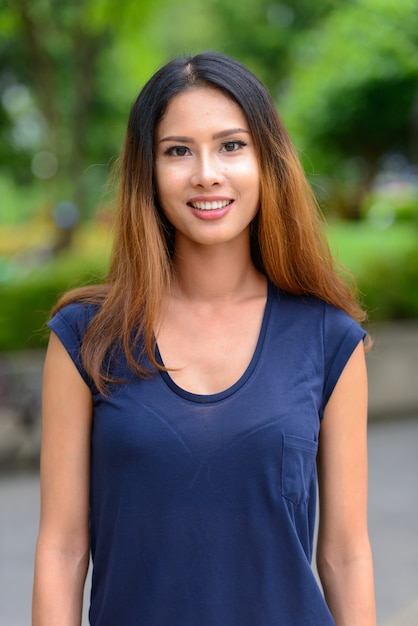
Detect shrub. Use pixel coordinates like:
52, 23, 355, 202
0, 272, 104, 351
0, 223, 109, 351
358, 246, 418, 321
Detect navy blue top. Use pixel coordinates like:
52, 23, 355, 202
48, 283, 366, 625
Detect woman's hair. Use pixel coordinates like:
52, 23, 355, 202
53, 51, 366, 393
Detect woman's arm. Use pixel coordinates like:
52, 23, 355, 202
317, 340, 376, 625
32, 332, 93, 626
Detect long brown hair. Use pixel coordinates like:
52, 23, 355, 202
53, 51, 366, 393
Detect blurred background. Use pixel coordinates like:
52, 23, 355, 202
1, 0, 418, 346
0, 0, 417, 624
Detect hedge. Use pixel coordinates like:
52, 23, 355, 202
0, 273, 104, 351
357, 246, 418, 321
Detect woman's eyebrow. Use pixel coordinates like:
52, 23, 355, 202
159, 135, 194, 143
158, 128, 250, 144
212, 128, 250, 139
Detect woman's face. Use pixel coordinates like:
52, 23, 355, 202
154, 86, 260, 251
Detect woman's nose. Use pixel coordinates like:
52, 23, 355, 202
191, 154, 224, 188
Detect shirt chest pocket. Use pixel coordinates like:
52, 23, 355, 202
281, 434, 318, 505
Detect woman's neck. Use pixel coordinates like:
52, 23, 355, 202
170, 239, 266, 303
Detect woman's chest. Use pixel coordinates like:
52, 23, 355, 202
156, 296, 267, 395
92, 349, 322, 465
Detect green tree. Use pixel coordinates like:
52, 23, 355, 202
0, 0, 164, 225
205, 0, 337, 97
279, 0, 418, 217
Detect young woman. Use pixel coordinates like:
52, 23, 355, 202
33, 52, 376, 625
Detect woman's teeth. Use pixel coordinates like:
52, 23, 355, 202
190, 200, 232, 210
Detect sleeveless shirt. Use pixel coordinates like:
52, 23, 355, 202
48, 283, 366, 625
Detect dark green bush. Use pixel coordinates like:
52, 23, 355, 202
0, 279, 64, 350
0, 240, 108, 351
358, 246, 418, 321
0, 280, 75, 351
0, 272, 103, 351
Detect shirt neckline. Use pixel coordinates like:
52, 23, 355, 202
156, 281, 274, 404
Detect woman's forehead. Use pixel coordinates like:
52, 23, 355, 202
156, 87, 249, 137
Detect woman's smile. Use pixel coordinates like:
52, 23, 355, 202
187, 196, 234, 220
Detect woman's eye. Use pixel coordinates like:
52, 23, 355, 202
165, 146, 190, 157
221, 140, 246, 152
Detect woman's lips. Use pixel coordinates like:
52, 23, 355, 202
187, 198, 234, 220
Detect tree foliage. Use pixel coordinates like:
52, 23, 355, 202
279, 0, 418, 215
205, 0, 337, 97
0, 0, 164, 218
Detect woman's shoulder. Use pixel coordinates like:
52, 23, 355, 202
270, 283, 365, 337
48, 300, 100, 341
271, 283, 347, 315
